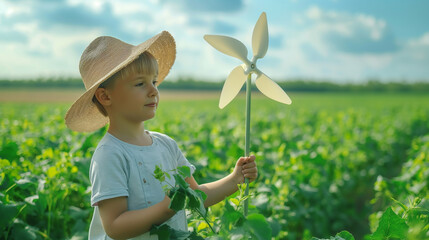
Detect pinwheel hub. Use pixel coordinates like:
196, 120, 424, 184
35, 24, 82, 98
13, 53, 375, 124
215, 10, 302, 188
243, 60, 260, 76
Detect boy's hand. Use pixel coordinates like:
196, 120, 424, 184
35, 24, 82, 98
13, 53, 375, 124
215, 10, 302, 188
232, 155, 258, 184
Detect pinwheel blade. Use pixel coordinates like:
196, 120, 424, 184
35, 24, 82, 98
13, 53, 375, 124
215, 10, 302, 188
252, 12, 269, 60
255, 73, 292, 105
219, 65, 247, 109
204, 35, 249, 64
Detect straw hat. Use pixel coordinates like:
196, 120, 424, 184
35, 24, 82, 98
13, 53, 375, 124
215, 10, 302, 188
65, 31, 176, 132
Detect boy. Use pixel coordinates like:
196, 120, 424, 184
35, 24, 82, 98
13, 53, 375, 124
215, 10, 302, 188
65, 31, 258, 239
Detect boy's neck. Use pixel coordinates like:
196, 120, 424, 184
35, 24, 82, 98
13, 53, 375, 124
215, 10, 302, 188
107, 120, 152, 146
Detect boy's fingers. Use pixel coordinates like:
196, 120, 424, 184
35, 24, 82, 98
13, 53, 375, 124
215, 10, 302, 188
237, 157, 247, 166
242, 162, 256, 169
242, 155, 256, 164
245, 173, 257, 178
244, 171, 258, 180
237, 155, 256, 167
242, 168, 257, 174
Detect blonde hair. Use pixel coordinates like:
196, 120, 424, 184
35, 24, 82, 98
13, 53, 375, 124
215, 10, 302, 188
92, 51, 158, 116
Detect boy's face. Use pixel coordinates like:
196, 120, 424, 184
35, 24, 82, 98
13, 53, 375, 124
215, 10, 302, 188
107, 71, 159, 123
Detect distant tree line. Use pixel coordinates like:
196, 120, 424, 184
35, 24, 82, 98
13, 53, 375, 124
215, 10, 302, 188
0, 77, 428, 92
0, 77, 85, 89
278, 79, 429, 92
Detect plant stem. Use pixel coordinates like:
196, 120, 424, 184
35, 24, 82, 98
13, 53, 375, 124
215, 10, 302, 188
196, 208, 216, 234
4, 183, 16, 193
244, 74, 251, 217
5, 204, 28, 239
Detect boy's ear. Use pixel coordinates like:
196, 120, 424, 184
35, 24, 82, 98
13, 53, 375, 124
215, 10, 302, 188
94, 88, 112, 106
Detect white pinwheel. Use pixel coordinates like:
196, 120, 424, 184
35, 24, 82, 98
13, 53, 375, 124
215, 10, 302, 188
204, 12, 292, 109
204, 12, 292, 217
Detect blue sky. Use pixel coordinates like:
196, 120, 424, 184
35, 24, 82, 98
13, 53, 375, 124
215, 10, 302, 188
1, 0, 428, 82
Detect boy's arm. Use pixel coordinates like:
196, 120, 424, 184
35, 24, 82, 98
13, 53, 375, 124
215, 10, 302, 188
98, 195, 175, 239
186, 155, 257, 208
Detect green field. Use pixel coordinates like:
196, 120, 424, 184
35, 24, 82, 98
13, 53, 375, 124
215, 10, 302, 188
1, 92, 428, 239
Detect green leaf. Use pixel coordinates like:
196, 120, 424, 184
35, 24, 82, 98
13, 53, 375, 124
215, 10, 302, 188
370, 207, 409, 240
311, 230, 355, 240
15, 178, 36, 190
70, 231, 87, 240
177, 166, 191, 178
24, 195, 39, 206
197, 221, 209, 232
0, 140, 19, 161
195, 189, 207, 202
410, 207, 429, 216
186, 189, 201, 208
170, 228, 193, 239
222, 199, 246, 229
229, 228, 247, 239
188, 231, 205, 240
9, 220, 37, 240
0, 204, 20, 232
68, 206, 90, 219
270, 221, 282, 238
47, 166, 57, 178
222, 209, 243, 228
153, 165, 166, 182
186, 188, 206, 216
174, 174, 189, 189
336, 231, 355, 240
70, 231, 88, 240
150, 224, 171, 240
150, 223, 193, 240
169, 188, 186, 212
230, 198, 240, 207
390, 197, 408, 213
168, 186, 179, 198
245, 213, 272, 240
164, 171, 171, 180
224, 198, 235, 212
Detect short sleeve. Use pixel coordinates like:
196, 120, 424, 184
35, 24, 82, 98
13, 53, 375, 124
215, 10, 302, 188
90, 145, 129, 206
172, 140, 196, 175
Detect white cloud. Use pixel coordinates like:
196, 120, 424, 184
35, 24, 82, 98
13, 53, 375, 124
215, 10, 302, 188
276, 6, 429, 81
303, 6, 398, 54
380, 32, 429, 80
68, 0, 107, 13
0, 1, 428, 81
159, 0, 244, 13
266, 6, 405, 81
0, 0, 251, 79
409, 32, 429, 48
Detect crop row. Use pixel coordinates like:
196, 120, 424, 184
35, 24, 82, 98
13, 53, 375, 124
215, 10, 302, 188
1, 93, 428, 239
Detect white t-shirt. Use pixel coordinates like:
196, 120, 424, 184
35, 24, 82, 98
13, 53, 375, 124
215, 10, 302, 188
88, 131, 196, 240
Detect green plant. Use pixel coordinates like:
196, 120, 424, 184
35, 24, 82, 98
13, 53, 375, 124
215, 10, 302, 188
151, 165, 273, 240
1, 92, 428, 239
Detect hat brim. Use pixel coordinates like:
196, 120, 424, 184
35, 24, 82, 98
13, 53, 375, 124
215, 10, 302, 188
65, 31, 176, 132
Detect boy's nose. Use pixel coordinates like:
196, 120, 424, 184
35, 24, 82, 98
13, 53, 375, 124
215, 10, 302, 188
148, 84, 159, 96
